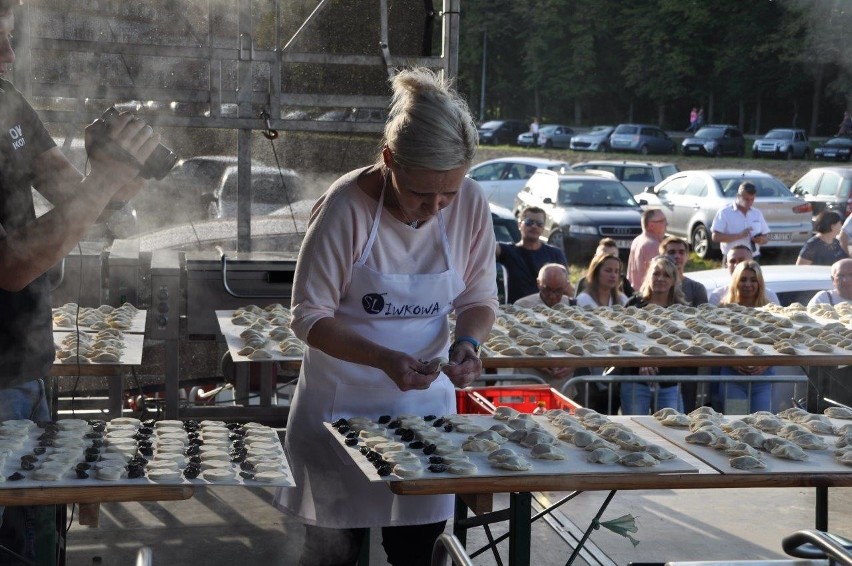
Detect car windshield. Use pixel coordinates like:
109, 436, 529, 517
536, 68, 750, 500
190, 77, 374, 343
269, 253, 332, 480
586, 126, 612, 135
826, 138, 852, 147
716, 177, 793, 198
765, 130, 792, 140
614, 125, 637, 134
695, 127, 723, 139
479, 121, 501, 130
558, 180, 637, 207
546, 163, 570, 174
539, 125, 558, 134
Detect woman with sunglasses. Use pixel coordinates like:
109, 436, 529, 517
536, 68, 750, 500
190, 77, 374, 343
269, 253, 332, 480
617, 256, 691, 414
276, 68, 498, 565
575, 253, 628, 307
714, 260, 779, 413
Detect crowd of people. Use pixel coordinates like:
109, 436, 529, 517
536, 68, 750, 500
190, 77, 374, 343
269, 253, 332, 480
498, 180, 852, 417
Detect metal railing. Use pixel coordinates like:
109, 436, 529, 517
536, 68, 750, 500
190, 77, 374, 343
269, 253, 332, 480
563, 373, 809, 413
431, 534, 473, 566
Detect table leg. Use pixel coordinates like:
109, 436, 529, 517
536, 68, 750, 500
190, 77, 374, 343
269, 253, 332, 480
236, 363, 249, 406
815, 487, 828, 532
109, 372, 124, 420
564, 490, 617, 566
453, 496, 468, 548
509, 492, 532, 566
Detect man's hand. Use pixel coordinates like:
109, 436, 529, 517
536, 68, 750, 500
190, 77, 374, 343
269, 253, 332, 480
84, 111, 160, 194
752, 233, 769, 246
443, 342, 482, 388
380, 351, 442, 392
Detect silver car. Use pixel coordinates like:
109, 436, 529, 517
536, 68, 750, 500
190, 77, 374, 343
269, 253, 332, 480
752, 128, 810, 160
637, 170, 813, 258
467, 157, 570, 210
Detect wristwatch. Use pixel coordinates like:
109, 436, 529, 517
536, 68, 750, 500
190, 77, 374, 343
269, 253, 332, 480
449, 336, 480, 357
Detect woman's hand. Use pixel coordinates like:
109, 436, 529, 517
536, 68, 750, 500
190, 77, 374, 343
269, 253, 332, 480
442, 342, 482, 388
638, 367, 658, 376
380, 351, 442, 392
735, 365, 769, 376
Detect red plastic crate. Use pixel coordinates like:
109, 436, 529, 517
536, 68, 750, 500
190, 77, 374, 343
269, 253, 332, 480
456, 385, 580, 415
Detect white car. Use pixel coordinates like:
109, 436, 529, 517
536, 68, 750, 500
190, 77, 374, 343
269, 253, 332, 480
467, 157, 569, 210
687, 264, 831, 307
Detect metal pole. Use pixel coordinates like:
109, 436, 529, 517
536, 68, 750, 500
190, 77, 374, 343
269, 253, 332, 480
479, 29, 486, 122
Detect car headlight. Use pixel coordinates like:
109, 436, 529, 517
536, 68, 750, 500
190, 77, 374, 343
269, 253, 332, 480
704, 141, 718, 150
568, 225, 598, 235
840, 149, 851, 154
752, 143, 759, 150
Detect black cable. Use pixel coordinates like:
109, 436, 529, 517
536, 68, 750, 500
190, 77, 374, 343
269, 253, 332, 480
64, 504, 76, 537
262, 114, 302, 238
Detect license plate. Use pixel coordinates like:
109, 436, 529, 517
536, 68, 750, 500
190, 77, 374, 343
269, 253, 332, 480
615, 239, 632, 248
825, 152, 836, 157
766, 232, 792, 241
686, 147, 699, 152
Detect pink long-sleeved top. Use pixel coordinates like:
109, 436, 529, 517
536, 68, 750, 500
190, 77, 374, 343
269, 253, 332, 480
290, 166, 499, 340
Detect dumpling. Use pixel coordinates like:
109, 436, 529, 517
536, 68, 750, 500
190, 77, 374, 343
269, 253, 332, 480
529, 444, 566, 460
587, 447, 620, 464
730, 455, 766, 470
619, 452, 658, 467
490, 456, 531, 471
769, 443, 808, 461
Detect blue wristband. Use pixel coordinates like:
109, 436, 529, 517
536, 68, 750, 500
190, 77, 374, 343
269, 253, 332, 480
450, 336, 480, 356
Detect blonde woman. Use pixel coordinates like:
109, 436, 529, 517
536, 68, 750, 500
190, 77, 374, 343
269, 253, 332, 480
715, 260, 778, 412
619, 256, 691, 414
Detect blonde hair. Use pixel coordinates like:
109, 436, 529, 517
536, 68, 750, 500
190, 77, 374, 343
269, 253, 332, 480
381, 68, 478, 171
638, 256, 686, 306
721, 260, 769, 307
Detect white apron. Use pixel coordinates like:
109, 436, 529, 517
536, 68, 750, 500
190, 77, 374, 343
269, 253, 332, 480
275, 189, 465, 528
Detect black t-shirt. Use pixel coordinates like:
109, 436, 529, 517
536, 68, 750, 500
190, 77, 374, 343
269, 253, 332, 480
0, 78, 58, 387
497, 242, 567, 303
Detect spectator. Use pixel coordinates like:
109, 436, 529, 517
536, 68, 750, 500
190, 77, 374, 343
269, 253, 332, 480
840, 213, 852, 253
627, 208, 667, 289
530, 117, 540, 147
576, 238, 634, 297
714, 260, 779, 413
711, 181, 770, 259
515, 263, 575, 308
514, 263, 576, 392
796, 210, 849, 266
695, 107, 705, 130
575, 253, 628, 307
808, 258, 852, 306
618, 256, 692, 414
659, 236, 707, 412
708, 245, 779, 305
838, 111, 852, 136
687, 107, 698, 132
496, 206, 567, 303
659, 236, 708, 307
0, 1, 161, 559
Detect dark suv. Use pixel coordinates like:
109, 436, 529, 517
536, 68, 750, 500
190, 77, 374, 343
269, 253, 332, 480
478, 119, 527, 146
681, 125, 746, 157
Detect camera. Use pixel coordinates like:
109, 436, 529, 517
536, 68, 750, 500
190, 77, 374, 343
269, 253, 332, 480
87, 107, 178, 180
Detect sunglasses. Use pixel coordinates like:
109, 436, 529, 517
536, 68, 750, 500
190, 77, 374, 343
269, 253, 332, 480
522, 219, 545, 227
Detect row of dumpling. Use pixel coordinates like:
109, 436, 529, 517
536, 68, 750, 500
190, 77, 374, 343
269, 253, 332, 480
526, 406, 675, 467
236, 325, 304, 359
53, 302, 138, 330
230, 303, 292, 327
54, 329, 125, 363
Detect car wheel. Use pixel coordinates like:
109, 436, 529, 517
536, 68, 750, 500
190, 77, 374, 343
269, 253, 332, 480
738, 147, 745, 157
598, 143, 609, 153
785, 149, 793, 160
545, 139, 553, 149
804, 149, 810, 161
691, 224, 712, 259
713, 146, 722, 158
639, 145, 649, 156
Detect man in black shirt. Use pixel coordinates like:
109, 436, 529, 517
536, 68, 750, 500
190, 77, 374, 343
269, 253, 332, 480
0, 1, 160, 559
496, 206, 569, 303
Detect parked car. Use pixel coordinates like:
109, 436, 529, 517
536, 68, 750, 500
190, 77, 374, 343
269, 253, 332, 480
790, 166, 852, 219
608, 124, 675, 155
637, 170, 812, 258
516, 123, 568, 147
570, 160, 679, 195
536, 124, 574, 149
513, 170, 643, 259
681, 125, 746, 157
490, 203, 521, 244
209, 165, 305, 219
467, 157, 570, 210
813, 137, 852, 162
752, 128, 810, 160
569, 125, 615, 152
477, 119, 527, 146
688, 264, 831, 307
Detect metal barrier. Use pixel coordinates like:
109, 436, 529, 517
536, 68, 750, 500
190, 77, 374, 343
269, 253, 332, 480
431, 533, 474, 566
135, 547, 153, 566
562, 373, 809, 413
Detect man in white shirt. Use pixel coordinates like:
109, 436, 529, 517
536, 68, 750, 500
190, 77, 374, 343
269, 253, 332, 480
808, 258, 852, 306
515, 263, 574, 308
708, 245, 779, 305
711, 181, 770, 259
